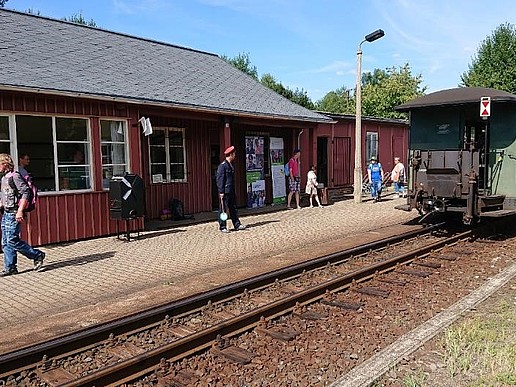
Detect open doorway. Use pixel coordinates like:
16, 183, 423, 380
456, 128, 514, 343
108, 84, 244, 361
317, 137, 328, 187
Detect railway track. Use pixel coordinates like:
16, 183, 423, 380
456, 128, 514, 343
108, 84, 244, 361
0, 224, 475, 385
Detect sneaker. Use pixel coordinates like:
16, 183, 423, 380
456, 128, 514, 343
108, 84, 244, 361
235, 224, 246, 231
0, 268, 19, 277
220, 228, 229, 233
34, 252, 45, 272
309, 205, 314, 208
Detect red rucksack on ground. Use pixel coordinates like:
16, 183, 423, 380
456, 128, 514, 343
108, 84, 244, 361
8, 171, 38, 213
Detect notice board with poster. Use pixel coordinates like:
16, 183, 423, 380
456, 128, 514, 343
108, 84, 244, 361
245, 136, 266, 208
269, 137, 286, 204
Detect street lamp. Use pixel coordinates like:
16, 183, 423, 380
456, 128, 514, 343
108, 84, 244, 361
353, 29, 384, 204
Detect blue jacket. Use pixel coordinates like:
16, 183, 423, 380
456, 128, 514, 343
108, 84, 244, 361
216, 159, 235, 194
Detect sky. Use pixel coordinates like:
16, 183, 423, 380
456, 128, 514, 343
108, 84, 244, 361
4, 0, 516, 101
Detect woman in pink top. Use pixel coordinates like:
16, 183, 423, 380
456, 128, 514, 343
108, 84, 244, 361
287, 149, 301, 209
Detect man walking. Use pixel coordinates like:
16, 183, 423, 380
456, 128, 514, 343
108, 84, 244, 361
367, 156, 384, 202
391, 157, 406, 198
0, 153, 45, 276
216, 146, 246, 233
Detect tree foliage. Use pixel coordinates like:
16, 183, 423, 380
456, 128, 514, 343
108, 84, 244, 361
461, 23, 516, 93
0, 0, 8, 8
314, 86, 354, 114
260, 73, 314, 109
360, 64, 426, 119
62, 11, 97, 27
221, 52, 258, 80
222, 53, 314, 109
316, 64, 425, 119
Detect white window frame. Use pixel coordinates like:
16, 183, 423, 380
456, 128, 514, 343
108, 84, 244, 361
149, 127, 187, 183
0, 115, 14, 156
366, 131, 379, 163
100, 119, 130, 190
53, 116, 93, 192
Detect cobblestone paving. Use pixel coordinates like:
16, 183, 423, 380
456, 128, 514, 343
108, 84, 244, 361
0, 196, 417, 325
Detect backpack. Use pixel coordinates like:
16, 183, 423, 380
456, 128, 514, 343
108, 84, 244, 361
8, 171, 38, 213
169, 198, 185, 220
284, 162, 290, 177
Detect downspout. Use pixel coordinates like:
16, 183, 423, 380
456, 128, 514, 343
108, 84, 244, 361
297, 129, 304, 182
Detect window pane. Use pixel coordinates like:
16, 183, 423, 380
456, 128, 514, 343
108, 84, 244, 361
58, 144, 88, 164
102, 165, 126, 189
56, 118, 88, 141
15, 115, 55, 192
100, 120, 125, 142
169, 146, 184, 163
151, 164, 166, 178
0, 116, 9, 140
169, 130, 183, 146
0, 142, 10, 154
102, 143, 126, 165
58, 166, 91, 190
149, 131, 165, 146
170, 164, 184, 180
150, 146, 166, 164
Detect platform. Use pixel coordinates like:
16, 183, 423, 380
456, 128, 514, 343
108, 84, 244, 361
0, 194, 418, 352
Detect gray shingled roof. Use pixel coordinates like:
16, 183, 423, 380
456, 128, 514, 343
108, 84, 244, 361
0, 9, 330, 123
396, 87, 516, 111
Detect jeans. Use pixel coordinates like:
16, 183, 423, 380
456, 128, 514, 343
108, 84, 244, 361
370, 180, 382, 199
2, 212, 43, 272
394, 181, 405, 195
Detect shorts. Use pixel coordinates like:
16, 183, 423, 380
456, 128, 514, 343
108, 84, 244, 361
289, 177, 300, 192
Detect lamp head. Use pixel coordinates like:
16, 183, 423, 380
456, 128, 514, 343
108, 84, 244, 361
365, 29, 385, 42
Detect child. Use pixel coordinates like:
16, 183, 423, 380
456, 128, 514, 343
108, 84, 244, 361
305, 165, 323, 208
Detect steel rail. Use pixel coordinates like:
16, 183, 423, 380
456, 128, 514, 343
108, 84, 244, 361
63, 229, 471, 386
0, 225, 437, 377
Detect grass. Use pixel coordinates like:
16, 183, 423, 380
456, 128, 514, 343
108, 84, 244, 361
441, 299, 516, 385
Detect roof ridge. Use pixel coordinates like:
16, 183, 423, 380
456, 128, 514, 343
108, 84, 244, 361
0, 7, 218, 57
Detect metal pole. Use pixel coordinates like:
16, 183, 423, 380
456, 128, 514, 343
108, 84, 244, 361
353, 44, 363, 203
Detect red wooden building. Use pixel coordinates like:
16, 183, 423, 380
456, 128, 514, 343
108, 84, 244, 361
299, 113, 409, 189
0, 10, 408, 246
0, 9, 331, 246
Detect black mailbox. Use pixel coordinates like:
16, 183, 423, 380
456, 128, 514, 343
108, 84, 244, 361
109, 174, 145, 220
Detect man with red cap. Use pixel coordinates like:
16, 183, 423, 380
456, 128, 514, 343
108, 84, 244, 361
216, 145, 246, 233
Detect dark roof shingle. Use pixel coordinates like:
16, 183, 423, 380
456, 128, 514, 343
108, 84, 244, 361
0, 9, 331, 123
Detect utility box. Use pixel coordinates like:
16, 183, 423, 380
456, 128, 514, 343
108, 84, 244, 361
109, 174, 145, 220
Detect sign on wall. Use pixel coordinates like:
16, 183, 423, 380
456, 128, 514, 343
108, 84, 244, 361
270, 137, 286, 204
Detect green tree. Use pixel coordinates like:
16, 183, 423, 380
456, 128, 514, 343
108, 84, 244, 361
62, 11, 97, 27
315, 86, 354, 114
361, 64, 426, 119
0, 0, 8, 8
222, 53, 315, 109
221, 52, 258, 80
260, 73, 314, 109
461, 23, 516, 93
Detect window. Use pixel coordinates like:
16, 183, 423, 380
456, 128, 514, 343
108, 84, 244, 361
149, 127, 186, 182
100, 120, 129, 189
366, 131, 379, 164
14, 115, 91, 192
0, 116, 10, 154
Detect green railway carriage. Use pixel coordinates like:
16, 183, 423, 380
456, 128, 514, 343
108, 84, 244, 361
395, 87, 516, 224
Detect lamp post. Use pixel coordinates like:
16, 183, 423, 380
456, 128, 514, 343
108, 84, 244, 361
353, 29, 385, 204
